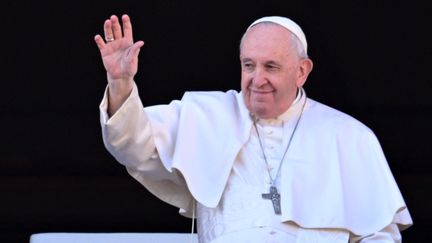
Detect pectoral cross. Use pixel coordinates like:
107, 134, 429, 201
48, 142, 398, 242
262, 186, 281, 215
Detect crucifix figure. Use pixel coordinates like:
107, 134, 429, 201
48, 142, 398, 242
262, 186, 281, 214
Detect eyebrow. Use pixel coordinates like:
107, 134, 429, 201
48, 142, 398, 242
241, 58, 253, 63
240, 58, 280, 66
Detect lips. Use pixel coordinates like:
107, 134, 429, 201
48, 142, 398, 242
249, 88, 274, 94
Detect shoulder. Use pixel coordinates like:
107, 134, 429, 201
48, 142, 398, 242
181, 90, 245, 113
182, 90, 240, 103
305, 99, 374, 137
302, 99, 386, 167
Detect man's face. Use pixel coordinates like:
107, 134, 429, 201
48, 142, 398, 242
240, 23, 310, 119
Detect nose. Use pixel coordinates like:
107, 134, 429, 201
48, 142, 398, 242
252, 67, 268, 87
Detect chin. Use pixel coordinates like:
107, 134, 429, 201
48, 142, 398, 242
256, 113, 274, 119
251, 107, 273, 119
245, 98, 274, 118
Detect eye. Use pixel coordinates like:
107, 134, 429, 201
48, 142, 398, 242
265, 64, 280, 72
242, 62, 255, 72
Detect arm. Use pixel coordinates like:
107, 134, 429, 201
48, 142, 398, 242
99, 83, 158, 170
96, 14, 185, 188
96, 14, 160, 175
96, 15, 192, 212
350, 223, 401, 243
94, 14, 144, 117
100, 84, 191, 211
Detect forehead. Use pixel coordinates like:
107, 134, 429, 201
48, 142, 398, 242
241, 23, 294, 57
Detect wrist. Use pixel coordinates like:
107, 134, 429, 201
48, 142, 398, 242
107, 76, 134, 98
107, 79, 134, 117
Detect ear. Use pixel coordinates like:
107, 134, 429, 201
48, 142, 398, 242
296, 58, 313, 87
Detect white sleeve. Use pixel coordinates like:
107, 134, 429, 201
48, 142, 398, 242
99, 83, 183, 184
99, 84, 192, 213
349, 223, 402, 243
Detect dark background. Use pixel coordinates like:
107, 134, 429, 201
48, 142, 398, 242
2, 0, 430, 242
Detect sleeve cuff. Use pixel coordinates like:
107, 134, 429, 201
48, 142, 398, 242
99, 82, 140, 125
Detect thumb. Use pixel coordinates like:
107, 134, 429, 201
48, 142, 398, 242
128, 40, 145, 59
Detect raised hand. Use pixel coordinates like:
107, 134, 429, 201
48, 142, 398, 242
95, 14, 144, 116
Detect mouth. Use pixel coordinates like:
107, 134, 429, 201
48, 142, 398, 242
249, 88, 274, 94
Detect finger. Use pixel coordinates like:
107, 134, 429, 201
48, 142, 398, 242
110, 15, 122, 40
103, 19, 114, 43
122, 14, 133, 41
94, 34, 106, 50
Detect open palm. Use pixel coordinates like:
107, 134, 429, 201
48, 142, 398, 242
95, 14, 144, 83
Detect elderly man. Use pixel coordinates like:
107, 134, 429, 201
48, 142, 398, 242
95, 14, 412, 242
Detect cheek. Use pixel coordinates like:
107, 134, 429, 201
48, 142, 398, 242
240, 75, 251, 91
240, 76, 252, 109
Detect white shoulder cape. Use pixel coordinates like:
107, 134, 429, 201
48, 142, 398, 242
105, 87, 413, 236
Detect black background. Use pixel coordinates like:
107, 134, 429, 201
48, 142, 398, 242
2, 0, 430, 242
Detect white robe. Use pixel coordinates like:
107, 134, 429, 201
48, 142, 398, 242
100, 83, 412, 241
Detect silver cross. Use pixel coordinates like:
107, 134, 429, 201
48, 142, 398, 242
262, 186, 281, 214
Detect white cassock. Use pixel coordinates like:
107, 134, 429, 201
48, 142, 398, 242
100, 83, 412, 242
